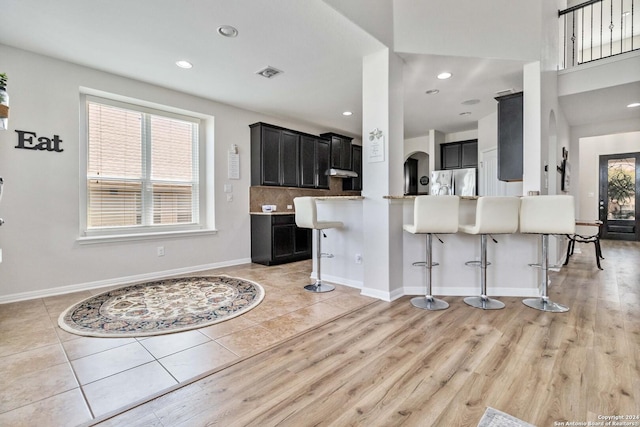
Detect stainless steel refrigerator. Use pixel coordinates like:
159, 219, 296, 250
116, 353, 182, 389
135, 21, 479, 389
430, 168, 476, 196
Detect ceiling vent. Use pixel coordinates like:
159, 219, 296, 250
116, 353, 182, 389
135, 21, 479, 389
256, 66, 283, 79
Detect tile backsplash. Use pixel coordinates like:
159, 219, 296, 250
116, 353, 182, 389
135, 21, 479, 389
249, 178, 360, 213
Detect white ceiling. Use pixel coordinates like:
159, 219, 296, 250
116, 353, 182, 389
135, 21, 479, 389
0, 0, 637, 140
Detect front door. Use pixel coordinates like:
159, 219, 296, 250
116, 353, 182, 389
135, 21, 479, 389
599, 152, 640, 241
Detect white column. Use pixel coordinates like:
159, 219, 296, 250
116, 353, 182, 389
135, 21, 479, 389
361, 48, 405, 301
523, 61, 543, 195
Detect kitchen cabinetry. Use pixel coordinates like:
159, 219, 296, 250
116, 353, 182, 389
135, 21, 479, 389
300, 134, 330, 189
320, 132, 353, 170
495, 92, 523, 182
441, 140, 478, 170
251, 214, 311, 265
343, 144, 362, 191
250, 122, 300, 187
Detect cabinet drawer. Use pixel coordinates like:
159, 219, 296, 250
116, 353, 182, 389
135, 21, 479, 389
271, 214, 295, 225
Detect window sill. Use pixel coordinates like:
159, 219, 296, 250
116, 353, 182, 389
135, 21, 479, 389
77, 228, 218, 245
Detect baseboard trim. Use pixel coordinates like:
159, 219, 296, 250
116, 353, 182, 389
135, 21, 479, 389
0, 258, 252, 304
309, 273, 363, 290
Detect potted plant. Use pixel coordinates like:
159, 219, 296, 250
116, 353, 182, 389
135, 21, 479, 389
0, 73, 8, 129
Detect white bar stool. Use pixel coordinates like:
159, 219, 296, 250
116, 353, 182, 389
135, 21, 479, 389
294, 197, 343, 293
403, 195, 460, 311
459, 196, 520, 310
519, 195, 575, 312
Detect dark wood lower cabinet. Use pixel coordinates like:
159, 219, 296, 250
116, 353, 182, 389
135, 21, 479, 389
251, 214, 312, 265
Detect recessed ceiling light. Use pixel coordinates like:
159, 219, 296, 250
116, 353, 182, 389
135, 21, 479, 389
627, 102, 640, 108
217, 25, 238, 37
459, 111, 472, 116
437, 72, 452, 80
176, 60, 193, 69
342, 111, 353, 116
462, 99, 480, 105
425, 89, 440, 95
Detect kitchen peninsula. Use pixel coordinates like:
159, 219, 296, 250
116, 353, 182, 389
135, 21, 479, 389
307, 195, 550, 301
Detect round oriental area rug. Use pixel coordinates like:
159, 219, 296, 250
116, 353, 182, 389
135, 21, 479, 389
58, 276, 264, 338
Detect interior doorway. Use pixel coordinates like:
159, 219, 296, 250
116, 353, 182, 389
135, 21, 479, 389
404, 151, 430, 195
599, 152, 640, 241
404, 158, 418, 195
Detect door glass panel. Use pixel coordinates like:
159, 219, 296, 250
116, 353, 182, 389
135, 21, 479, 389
607, 158, 636, 221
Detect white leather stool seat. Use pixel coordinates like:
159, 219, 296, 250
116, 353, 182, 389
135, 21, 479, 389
403, 195, 459, 235
458, 196, 520, 235
520, 196, 575, 235
294, 197, 343, 230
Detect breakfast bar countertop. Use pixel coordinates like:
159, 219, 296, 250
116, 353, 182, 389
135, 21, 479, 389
249, 211, 296, 215
314, 195, 364, 200
383, 195, 479, 200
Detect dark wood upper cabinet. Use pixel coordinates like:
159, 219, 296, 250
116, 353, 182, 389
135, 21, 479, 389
251, 123, 333, 190
343, 144, 362, 191
495, 92, 523, 182
320, 132, 353, 170
259, 125, 281, 185
280, 130, 300, 187
441, 140, 477, 170
299, 135, 316, 188
299, 134, 330, 189
250, 122, 299, 187
316, 138, 330, 189
442, 143, 461, 169
461, 141, 478, 168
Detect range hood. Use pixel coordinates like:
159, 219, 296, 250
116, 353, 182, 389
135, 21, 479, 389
328, 168, 358, 178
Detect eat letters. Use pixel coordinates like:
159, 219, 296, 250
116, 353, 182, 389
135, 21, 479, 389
15, 130, 64, 152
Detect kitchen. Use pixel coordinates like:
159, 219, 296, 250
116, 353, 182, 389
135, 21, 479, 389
249, 121, 540, 302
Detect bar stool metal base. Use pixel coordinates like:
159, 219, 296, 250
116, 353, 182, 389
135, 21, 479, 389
522, 297, 569, 312
304, 281, 335, 293
463, 296, 505, 310
411, 296, 449, 311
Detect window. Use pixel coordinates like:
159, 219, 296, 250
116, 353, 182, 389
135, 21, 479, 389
83, 96, 202, 237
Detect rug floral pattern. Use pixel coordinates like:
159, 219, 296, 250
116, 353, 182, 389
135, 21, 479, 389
58, 276, 264, 337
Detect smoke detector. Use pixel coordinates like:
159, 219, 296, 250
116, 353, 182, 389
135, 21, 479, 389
256, 66, 283, 79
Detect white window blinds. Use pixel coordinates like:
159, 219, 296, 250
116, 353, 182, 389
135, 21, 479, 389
86, 100, 199, 230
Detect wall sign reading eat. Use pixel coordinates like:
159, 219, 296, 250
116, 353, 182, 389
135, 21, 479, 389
15, 130, 64, 152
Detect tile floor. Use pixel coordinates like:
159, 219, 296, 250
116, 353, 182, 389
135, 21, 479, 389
0, 260, 376, 426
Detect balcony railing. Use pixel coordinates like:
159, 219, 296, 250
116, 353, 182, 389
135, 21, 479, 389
559, 0, 639, 69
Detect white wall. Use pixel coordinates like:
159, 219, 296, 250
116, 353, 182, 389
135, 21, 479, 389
577, 131, 640, 221
0, 45, 333, 301
445, 130, 478, 143
393, 0, 542, 61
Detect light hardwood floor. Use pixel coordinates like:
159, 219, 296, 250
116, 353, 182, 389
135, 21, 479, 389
96, 240, 640, 427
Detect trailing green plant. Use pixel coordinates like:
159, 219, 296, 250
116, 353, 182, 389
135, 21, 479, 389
0, 73, 7, 104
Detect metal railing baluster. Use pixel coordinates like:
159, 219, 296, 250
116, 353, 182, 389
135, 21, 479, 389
559, 0, 639, 69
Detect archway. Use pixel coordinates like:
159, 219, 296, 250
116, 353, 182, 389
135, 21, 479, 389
404, 151, 430, 195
